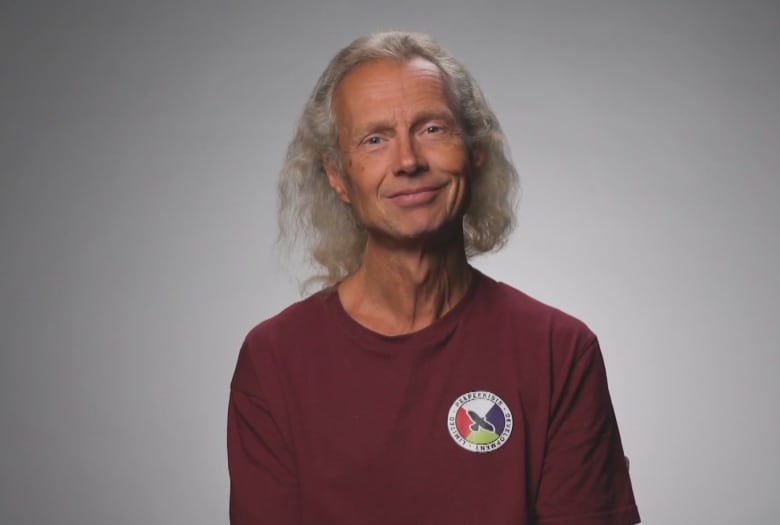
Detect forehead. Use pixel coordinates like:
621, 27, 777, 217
332, 57, 452, 128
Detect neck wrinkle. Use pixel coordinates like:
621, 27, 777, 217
338, 231, 472, 336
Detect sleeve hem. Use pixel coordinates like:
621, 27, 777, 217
537, 504, 640, 525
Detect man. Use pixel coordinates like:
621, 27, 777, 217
228, 31, 640, 524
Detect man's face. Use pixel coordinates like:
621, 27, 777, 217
325, 57, 480, 246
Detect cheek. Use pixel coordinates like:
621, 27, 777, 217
436, 152, 471, 179
342, 164, 378, 210
429, 139, 469, 163
350, 159, 385, 194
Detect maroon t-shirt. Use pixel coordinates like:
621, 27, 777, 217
228, 271, 640, 524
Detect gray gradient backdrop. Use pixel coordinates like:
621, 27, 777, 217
2, 1, 778, 524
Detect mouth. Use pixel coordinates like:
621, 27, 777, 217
387, 185, 444, 207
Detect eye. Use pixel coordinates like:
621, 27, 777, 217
364, 136, 382, 145
425, 125, 442, 134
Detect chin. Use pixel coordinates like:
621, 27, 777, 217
394, 221, 462, 246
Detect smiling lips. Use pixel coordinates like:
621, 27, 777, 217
386, 185, 445, 207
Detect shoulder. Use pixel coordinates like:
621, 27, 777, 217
244, 289, 335, 348
232, 290, 336, 393
476, 273, 594, 335
474, 272, 597, 354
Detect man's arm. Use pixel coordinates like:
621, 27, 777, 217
227, 340, 299, 524
535, 338, 640, 525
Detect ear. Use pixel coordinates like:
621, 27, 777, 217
471, 145, 485, 170
323, 154, 351, 204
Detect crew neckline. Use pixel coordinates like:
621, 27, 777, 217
326, 268, 485, 352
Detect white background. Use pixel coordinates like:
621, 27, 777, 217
2, 1, 778, 523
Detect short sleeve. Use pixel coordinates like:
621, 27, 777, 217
535, 338, 640, 525
227, 338, 300, 525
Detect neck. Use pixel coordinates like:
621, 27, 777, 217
337, 231, 473, 336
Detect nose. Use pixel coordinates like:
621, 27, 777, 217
393, 134, 427, 176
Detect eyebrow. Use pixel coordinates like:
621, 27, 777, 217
354, 119, 396, 139
352, 110, 457, 139
412, 110, 457, 129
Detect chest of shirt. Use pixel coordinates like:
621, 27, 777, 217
276, 323, 553, 523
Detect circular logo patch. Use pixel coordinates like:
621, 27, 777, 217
447, 391, 513, 453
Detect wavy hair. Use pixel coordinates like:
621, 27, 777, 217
278, 31, 519, 287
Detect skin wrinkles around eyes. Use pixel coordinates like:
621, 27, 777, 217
351, 111, 463, 152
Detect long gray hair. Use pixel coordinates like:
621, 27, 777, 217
279, 31, 519, 287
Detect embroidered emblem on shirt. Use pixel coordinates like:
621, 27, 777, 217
447, 391, 513, 453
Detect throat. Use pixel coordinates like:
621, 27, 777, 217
336, 245, 472, 336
